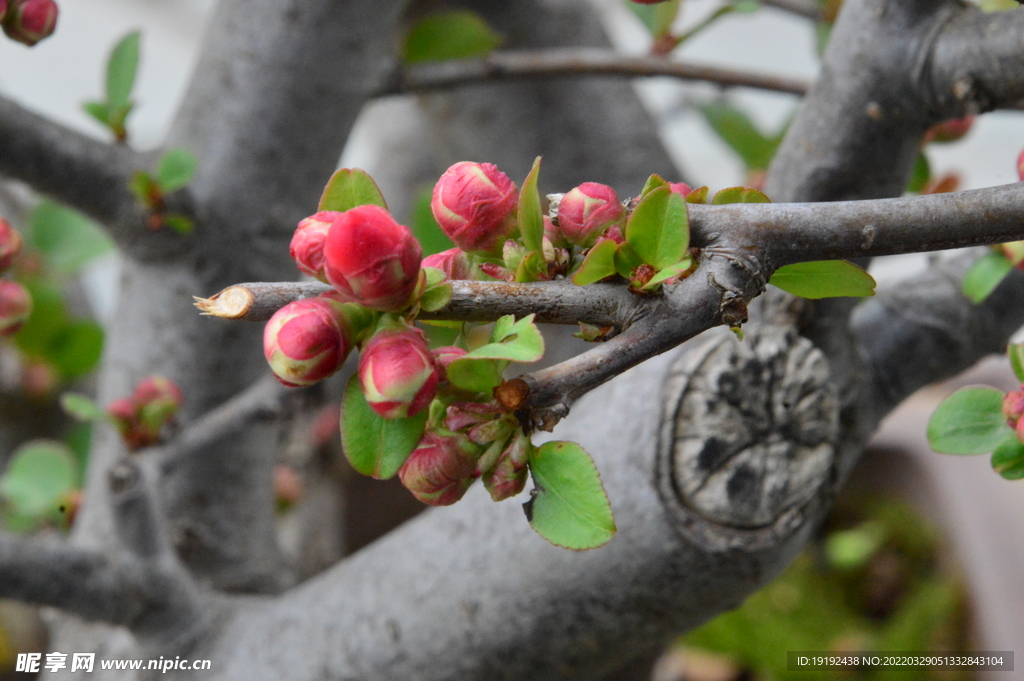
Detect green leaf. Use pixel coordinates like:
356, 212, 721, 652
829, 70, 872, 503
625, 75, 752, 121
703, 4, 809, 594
639, 174, 669, 197
825, 522, 884, 570
60, 393, 107, 423
518, 157, 544, 254
419, 281, 452, 312
318, 168, 388, 213
907, 153, 931, 193
464, 314, 544, 362
698, 102, 781, 170
711, 186, 771, 204
130, 171, 157, 207
962, 251, 1013, 303
991, 436, 1024, 479
514, 250, 546, 283
163, 215, 194, 235
927, 387, 1013, 455
769, 260, 876, 299
12, 282, 102, 379
614, 241, 643, 278
446, 357, 507, 394
626, 0, 682, 38
83, 101, 111, 127
157, 148, 198, 193
341, 375, 428, 479
403, 10, 502, 64
625, 187, 689, 270
410, 187, 454, 256
49, 322, 104, 379
572, 239, 618, 285
106, 31, 140, 110
641, 257, 693, 290
525, 441, 616, 550
0, 441, 78, 519
685, 186, 709, 204
27, 201, 114, 275
1008, 343, 1024, 383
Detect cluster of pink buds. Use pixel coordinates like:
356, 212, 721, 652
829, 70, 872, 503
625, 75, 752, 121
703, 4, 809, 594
0, 218, 30, 337
2, 0, 58, 46
106, 375, 184, 450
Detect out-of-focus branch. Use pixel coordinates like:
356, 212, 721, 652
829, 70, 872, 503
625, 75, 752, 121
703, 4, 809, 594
760, 0, 821, 19
384, 49, 810, 97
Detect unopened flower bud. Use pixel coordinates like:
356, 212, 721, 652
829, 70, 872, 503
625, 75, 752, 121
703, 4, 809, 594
422, 247, 472, 280
106, 397, 150, 450
20, 359, 57, 396
2, 0, 58, 46
0, 218, 23, 272
323, 205, 422, 312
264, 296, 353, 387
290, 211, 339, 282
431, 162, 519, 255
359, 326, 438, 419
483, 430, 530, 501
133, 375, 184, 433
1004, 389, 1024, 429
556, 183, 625, 248
444, 401, 502, 432
669, 182, 693, 197
399, 429, 481, 506
0, 280, 31, 336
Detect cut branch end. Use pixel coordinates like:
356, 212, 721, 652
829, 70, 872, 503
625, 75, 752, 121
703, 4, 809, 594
194, 287, 255, 319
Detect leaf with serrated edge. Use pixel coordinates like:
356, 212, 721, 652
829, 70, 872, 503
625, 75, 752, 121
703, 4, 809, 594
467, 314, 544, 363
341, 375, 427, 479
319, 168, 388, 213
446, 357, 506, 394
526, 441, 616, 550
963, 251, 1013, 303
1009, 343, 1024, 383
519, 157, 544, 254
769, 260, 875, 299
641, 257, 692, 290
927, 386, 1013, 455
992, 436, 1024, 479
572, 239, 618, 285
625, 187, 689, 270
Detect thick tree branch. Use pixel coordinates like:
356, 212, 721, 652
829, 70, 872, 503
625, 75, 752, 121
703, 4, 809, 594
385, 49, 809, 97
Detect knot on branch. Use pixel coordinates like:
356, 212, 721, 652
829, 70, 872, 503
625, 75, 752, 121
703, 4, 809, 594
658, 326, 838, 546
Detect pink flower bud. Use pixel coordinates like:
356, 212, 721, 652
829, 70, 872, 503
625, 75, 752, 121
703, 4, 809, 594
290, 211, 339, 283
0, 280, 31, 336
422, 247, 472, 280
274, 464, 304, 507
2, 0, 58, 46
431, 162, 519, 256
444, 401, 502, 432
322, 205, 422, 312
399, 430, 481, 506
0, 218, 22, 272
106, 397, 151, 450
483, 430, 530, 501
669, 182, 693, 197
359, 326, 438, 419
556, 183, 624, 248
1004, 389, 1024, 429
264, 296, 353, 387
133, 375, 184, 434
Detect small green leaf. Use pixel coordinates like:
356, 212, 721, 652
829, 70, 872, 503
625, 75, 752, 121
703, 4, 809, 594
49, 322, 104, 379
698, 102, 781, 170
625, 187, 689, 270
641, 257, 693, 290
992, 436, 1024, 479
525, 441, 616, 550
130, 171, 157, 206
0, 440, 78, 519
614, 241, 643, 278
13, 282, 103, 379
403, 10, 502, 64
464, 314, 544, 362
962, 251, 1013, 303
769, 260, 876, 299
157, 148, 198, 193
1008, 343, 1024, 383
420, 282, 452, 312
572, 239, 618, 286
341, 375, 428, 479
163, 215, 194, 235
446, 357, 507, 393
626, 0, 682, 38
410, 187, 454, 256
519, 157, 544, 254
83, 101, 111, 127
825, 522, 884, 570
514, 250, 546, 283
639, 174, 669, 197
106, 31, 141, 110
907, 153, 931, 193
711, 186, 771, 204
60, 393, 107, 423
927, 387, 1013, 455
685, 186, 709, 204
27, 201, 114, 275
318, 168, 388, 213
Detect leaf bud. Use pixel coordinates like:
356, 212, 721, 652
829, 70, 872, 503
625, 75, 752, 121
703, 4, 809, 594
399, 429, 482, 506
555, 183, 625, 248
358, 325, 438, 419
0, 218, 23, 272
431, 162, 519, 256
2, 0, 58, 46
264, 296, 353, 387
133, 375, 184, 433
322, 205, 422, 312
482, 430, 530, 501
0, 280, 31, 336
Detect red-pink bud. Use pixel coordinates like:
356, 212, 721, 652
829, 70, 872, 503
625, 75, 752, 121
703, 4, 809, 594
1004, 389, 1024, 429
669, 182, 693, 197
399, 430, 481, 506
0, 0, 7, 22
483, 430, 530, 501
133, 375, 184, 409
431, 162, 519, 255
556, 183, 624, 248
924, 116, 974, 144
359, 326, 438, 419
264, 296, 353, 387
290, 211, 339, 283
0, 218, 22, 272
422, 247, 472, 280
1018, 149, 1024, 183
2, 0, 58, 46
322, 205, 422, 312
0, 280, 31, 336
274, 464, 304, 507
20, 359, 56, 396
444, 401, 502, 432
